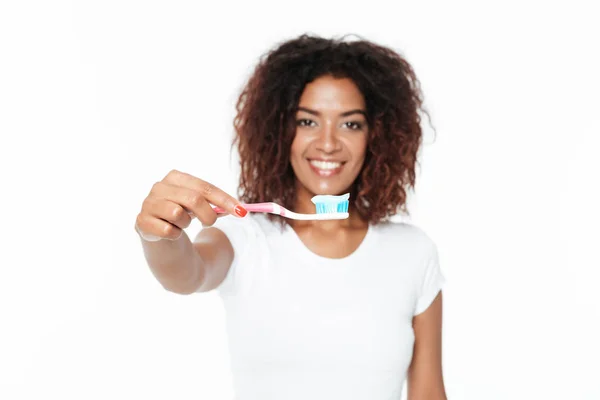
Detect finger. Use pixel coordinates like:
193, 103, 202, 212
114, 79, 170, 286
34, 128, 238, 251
199, 212, 230, 228
189, 196, 219, 227
145, 198, 193, 230
135, 213, 182, 241
162, 170, 247, 217
150, 182, 221, 225
150, 182, 213, 222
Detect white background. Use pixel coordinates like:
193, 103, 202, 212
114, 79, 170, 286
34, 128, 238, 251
1, 0, 598, 399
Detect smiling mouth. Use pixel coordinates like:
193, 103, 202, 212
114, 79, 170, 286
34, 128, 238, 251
307, 159, 346, 177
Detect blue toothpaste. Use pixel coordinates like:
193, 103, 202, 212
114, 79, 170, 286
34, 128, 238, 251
311, 193, 350, 214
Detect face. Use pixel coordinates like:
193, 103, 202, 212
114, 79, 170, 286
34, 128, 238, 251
290, 75, 369, 197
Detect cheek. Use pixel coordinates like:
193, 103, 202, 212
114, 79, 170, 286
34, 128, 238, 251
290, 138, 302, 162
290, 134, 311, 160
349, 136, 368, 163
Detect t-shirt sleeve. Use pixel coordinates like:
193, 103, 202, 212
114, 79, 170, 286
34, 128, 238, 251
203, 215, 265, 297
414, 241, 446, 316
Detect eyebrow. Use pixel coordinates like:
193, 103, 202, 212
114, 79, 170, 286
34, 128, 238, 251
296, 106, 367, 118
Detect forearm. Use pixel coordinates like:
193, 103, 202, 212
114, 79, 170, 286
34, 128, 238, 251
139, 231, 204, 294
407, 377, 447, 400
407, 389, 447, 400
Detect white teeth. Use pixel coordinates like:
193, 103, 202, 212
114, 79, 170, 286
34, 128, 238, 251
309, 160, 342, 170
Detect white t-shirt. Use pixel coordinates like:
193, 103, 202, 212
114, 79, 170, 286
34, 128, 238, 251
206, 213, 445, 400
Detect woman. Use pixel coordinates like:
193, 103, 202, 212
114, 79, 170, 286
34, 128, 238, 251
135, 34, 447, 400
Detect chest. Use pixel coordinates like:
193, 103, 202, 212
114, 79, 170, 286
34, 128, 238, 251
223, 254, 418, 372
290, 226, 369, 259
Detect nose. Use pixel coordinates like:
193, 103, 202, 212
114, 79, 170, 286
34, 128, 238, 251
315, 121, 342, 153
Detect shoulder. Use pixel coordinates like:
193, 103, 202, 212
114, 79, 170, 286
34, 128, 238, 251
208, 214, 276, 296
370, 221, 440, 281
211, 213, 280, 246
373, 220, 437, 255
213, 212, 266, 231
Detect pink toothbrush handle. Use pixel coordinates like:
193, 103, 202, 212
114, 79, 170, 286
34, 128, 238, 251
212, 203, 279, 215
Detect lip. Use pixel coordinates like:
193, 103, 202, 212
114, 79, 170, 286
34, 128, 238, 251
307, 158, 345, 177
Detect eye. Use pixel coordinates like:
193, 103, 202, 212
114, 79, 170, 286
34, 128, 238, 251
343, 121, 364, 130
296, 119, 316, 127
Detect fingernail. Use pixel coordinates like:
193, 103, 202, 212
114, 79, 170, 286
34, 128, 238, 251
234, 205, 247, 217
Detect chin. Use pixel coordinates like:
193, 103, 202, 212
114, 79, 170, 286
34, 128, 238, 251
298, 175, 356, 197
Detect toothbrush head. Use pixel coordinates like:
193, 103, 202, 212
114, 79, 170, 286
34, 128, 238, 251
311, 193, 350, 214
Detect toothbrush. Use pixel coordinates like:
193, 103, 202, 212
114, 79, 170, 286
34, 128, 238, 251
212, 193, 350, 220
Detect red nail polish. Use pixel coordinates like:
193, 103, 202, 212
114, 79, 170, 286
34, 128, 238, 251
234, 205, 247, 217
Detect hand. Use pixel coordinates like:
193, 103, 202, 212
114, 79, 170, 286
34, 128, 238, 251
135, 169, 247, 242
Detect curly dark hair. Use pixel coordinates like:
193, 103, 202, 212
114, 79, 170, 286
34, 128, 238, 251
232, 34, 434, 225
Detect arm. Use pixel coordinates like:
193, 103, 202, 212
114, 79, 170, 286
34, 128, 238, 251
135, 169, 243, 294
139, 226, 233, 294
407, 291, 447, 400
191, 226, 234, 292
